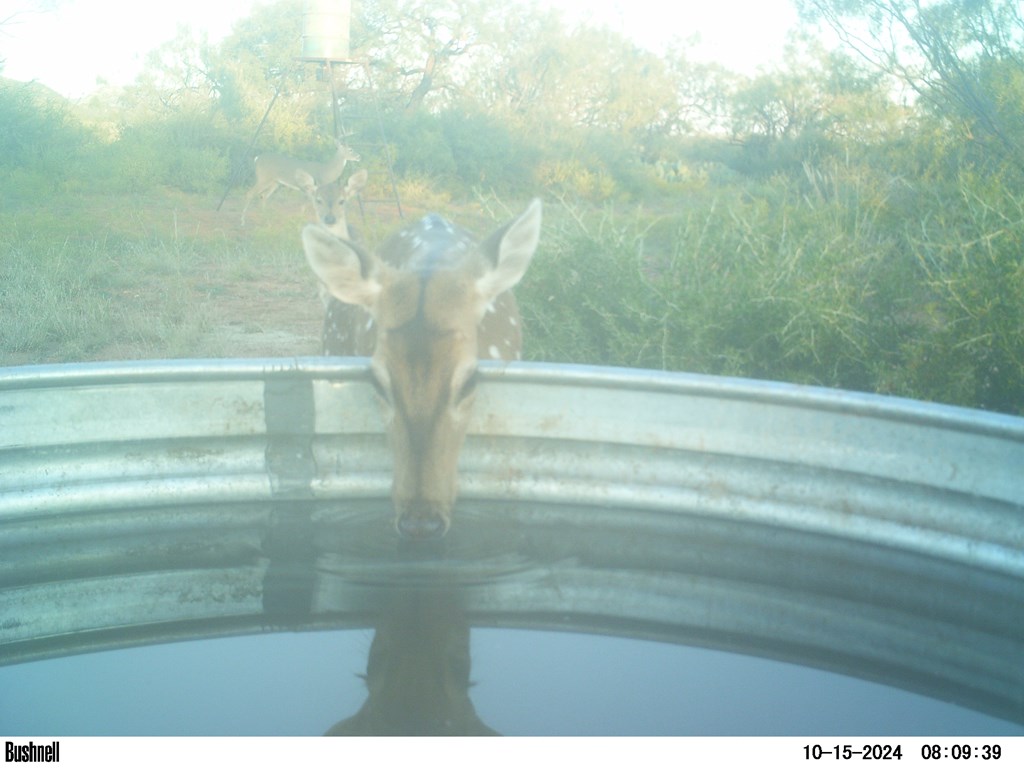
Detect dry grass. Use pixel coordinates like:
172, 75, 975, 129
0, 185, 530, 366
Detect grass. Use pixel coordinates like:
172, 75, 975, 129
0, 187, 322, 365
2, 233, 205, 362
2, 171, 1022, 415
517, 166, 1023, 415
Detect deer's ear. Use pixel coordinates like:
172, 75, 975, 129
302, 224, 382, 308
295, 169, 316, 194
476, 198, 541, 303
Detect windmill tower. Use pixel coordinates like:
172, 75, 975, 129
221, 0, 402, 217
298, 0, 351, 140
299, 0, 404, 218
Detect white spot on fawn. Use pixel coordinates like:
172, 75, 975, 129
488, 345, 501, 359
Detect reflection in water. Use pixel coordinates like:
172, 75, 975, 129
2, 498, 1023, 733
326, 589, 497, 736
260, 502, 502, 735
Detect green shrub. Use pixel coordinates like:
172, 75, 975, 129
439, 109, 538, 193
383, 110, 457, 180
0, 81, 92, 202
88, 111, 231, 194
899, 173, 1024, 414
520, 167, 916, 394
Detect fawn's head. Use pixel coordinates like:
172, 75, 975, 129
303, 199, 541, 537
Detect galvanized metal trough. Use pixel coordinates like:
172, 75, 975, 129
1, 358, 1022, 724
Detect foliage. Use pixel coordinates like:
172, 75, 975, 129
437, 108, 538, 193
206, 0, 318, 145
378, 108, 458, 179
796, 0, 1024, 177
0, 80, 92, 201
83, 112, 231, 194
727, 39, 907, 176
350, 0, 507, 111
898, 174, 1024, 413
521, 166, 914, 389
4, 0, 1023, 414
518, 158, 1024, 414
0, 214, 214, 362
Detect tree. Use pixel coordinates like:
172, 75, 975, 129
796, 0, 1024, 175
351, 0, 501, 112
727, 38, 904, 175
120, 27, 218, 117
0, 79, 91, 197
206, 0, 324, 149
465, 7, 685, 147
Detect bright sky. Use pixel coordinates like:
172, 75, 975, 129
0, 0, 799, 99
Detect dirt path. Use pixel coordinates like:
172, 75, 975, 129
3, 186, 500, 367
199, 275, 325, 359
164, 189, 327, 361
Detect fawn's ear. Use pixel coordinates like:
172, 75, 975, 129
302, 224, 382, 309
346, 168, 368, 195
476, 199, 542, 305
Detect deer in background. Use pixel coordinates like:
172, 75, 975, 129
305, 168, 368, 240
304, 168, 369, 318
302, 199, 542, 538
240, 140, 360, 225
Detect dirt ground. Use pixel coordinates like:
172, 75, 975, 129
3, 185, 520, 367
183, 189, 493, 361
199, 279, 325, 359
142, 189, 369, 363
193, 189, 412, 361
